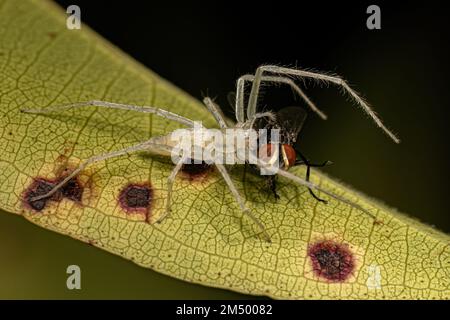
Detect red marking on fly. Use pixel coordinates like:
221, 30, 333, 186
258, 143, 296, 169
307, 240, 355, 282
118, 183, 153, 219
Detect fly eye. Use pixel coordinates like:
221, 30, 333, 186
282, 144, 297, 168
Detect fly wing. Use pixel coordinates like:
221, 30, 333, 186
276, 106, 307, 144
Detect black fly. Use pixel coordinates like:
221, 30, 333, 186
254, 106, 332, 203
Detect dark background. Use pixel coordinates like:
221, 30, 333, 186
1, 0, 448, 299
54, 0, 449, 230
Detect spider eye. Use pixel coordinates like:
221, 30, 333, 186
282, 144, 296, 168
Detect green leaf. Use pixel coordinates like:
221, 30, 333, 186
0, 0, 449, 299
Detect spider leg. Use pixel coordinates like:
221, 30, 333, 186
237, 74, 327, 121
21, 100, 196, 127
256, 160, 377, 220
247, 111, 276, 130
235, 77, 247, 123
247, 65, 400, 143
155, 157, 186, 223
215, 163, 271, 242
203, 97, 228, 129
28, 140, 171, 202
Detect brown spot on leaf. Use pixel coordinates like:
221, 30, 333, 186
56, 154, 69, 164
181, 160, 212, 181
47, 32, 57, 39
308, 240, 355, 282
61, 178, 83, 202
24, 178, 58, 211
373, 219, 384, 226
23, 176, 83, 211
119, 183, 153, 219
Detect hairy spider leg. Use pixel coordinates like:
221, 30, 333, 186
22, 99, 271, 241
246, 65, 400, 143
21, 100, 196, 127
235, 74, 327, 123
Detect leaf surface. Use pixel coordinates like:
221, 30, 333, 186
0, 0, 449, 299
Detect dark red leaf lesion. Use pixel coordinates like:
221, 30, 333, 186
118, 183, 153, 221
23, 176, 83, 211
181, 160, 212, 181
307, 240, 355, 282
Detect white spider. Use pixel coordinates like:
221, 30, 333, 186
21, 65, 400, 242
